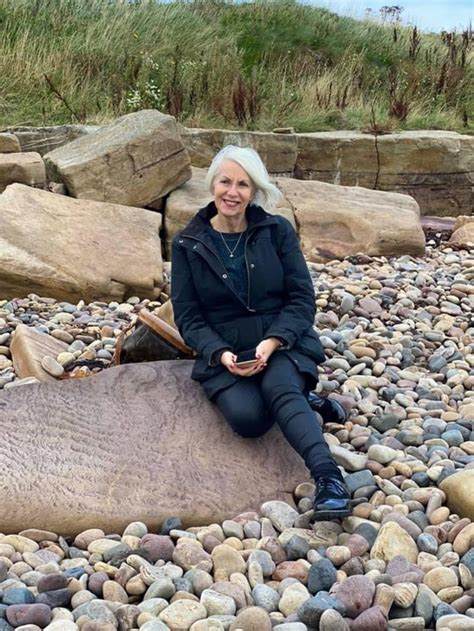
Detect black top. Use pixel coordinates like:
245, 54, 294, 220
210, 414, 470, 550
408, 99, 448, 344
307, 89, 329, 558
208, 227, 248, 303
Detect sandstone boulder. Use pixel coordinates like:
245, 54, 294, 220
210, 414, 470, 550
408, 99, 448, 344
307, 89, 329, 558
164, 167, 296, 254
295, 131, 377, 188
449, 216, 474, 247
44, 110, 191, 206
10, 324, 68, 383
4, 124, 97, 155
274, 177, 425, 261
0, 152, 45, 192
450, 224, 474, 247
295, 130, 473, 217
0, 183, 163, 302
181, 127, 297, 175
0, 133, 20, 153
0, 360, 309, 534
453, 215, 474, 230
377, 131, 474, 218
439, 470, 474, 521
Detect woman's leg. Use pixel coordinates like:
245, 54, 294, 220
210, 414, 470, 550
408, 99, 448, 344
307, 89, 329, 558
213, 379, 274, 438
260, 353, 341, 481
260, 353, 350, 519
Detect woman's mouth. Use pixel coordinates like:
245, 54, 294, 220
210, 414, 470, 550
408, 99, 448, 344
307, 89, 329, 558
223, 199, 239, 208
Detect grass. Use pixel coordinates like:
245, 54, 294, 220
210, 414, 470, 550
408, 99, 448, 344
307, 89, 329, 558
0, 0, 472, 133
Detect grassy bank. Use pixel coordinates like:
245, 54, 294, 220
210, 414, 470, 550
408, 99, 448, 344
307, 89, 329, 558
0, 0, 472, 133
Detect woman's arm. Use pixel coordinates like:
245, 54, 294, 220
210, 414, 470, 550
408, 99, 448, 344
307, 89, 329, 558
263, 219, 316, 348
171, 240, 230, 364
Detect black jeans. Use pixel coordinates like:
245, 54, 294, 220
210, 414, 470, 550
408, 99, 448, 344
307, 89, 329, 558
213, 353, 340, 481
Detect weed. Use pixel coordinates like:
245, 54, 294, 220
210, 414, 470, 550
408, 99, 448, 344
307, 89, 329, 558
0, 0, 471, 132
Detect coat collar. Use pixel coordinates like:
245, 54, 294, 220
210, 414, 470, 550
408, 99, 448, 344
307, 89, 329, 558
181, 201, 279, 238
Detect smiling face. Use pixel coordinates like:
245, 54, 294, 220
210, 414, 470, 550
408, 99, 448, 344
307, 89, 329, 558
212, 160, 254, 223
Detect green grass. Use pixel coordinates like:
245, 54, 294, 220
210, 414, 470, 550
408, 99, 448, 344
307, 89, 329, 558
0, 0, 472, 133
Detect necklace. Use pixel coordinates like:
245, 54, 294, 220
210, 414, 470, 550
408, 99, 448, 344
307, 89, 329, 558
219, 230, 245, 258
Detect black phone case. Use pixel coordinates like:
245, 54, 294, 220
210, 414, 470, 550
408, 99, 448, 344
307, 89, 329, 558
236, 349, 257, 364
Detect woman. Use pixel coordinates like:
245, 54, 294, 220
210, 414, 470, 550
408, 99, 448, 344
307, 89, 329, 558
171, 145, 351, 521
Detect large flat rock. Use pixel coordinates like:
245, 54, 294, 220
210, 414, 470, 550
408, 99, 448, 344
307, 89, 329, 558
181, 128, 297, 175
0, 361, 309, 535
44, 110, 191, 207
0, 183, 163, 302
293, 131, 474, 218
275, 177, 425, 261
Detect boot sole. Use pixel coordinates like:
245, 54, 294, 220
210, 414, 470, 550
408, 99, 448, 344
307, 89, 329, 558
312, 507, 352, 521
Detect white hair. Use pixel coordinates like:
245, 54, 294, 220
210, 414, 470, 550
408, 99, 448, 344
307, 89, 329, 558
205, 145, 282, 211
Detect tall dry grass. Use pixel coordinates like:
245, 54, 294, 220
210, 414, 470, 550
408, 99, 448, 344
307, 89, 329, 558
0, 0, 472, 132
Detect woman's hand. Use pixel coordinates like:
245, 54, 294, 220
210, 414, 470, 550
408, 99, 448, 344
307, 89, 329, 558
220, 339, 281, 377
220, 350, 265, 377
255, 337, 281, 366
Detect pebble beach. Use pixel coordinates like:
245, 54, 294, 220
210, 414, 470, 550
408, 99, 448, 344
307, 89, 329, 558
0, 236, 473, 631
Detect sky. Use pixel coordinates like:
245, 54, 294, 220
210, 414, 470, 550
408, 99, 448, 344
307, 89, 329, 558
307, 0, 473, 32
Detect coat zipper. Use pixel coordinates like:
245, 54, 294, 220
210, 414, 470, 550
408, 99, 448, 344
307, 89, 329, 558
244, 230, 256, 312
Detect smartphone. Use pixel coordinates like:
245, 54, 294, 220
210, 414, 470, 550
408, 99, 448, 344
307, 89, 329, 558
235, 349, 258, 366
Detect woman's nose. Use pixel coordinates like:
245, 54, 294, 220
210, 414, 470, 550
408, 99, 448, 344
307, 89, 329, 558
228, 183, 239, 196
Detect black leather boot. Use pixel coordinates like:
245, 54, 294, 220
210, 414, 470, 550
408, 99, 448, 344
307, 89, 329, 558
312, 475, 351, 521
308, 392, 347, 423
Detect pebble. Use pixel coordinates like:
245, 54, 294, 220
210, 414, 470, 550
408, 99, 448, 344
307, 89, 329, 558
371, 522, 419, 563
307, 558, 337, 594
278, 583, 310, 616
297, 593, 346, 627
40, 355, 64, 377
229, 606, 272, 630
159, 599, 208, 628
424, 567, 459, 593
330, 575, 376, 618
261, 501, 298, 531
6, 604, 52, 628
252, 583, 280, 611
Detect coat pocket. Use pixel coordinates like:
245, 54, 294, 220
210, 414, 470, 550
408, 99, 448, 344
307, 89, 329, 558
294, 327, 326, 365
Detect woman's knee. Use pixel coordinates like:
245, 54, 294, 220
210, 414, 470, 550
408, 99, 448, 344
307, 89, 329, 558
213, 381, 273, 438
226, 406, 272, 438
